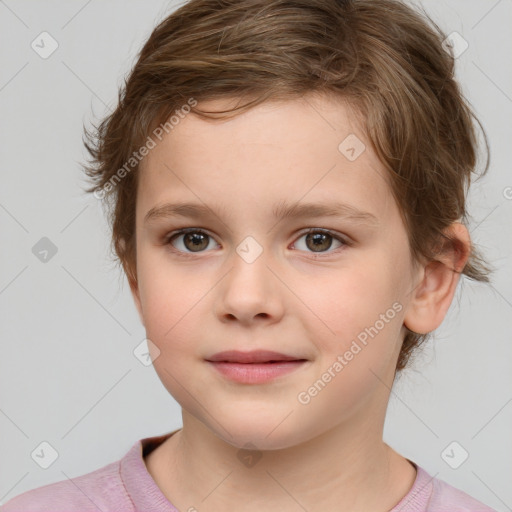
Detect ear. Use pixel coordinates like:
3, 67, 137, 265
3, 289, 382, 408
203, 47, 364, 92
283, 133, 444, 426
129, 274, 145, 327
403, 222, 470, 335
119, 237, 145, 327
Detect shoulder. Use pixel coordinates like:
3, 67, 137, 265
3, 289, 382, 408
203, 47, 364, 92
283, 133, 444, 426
428, 473, 497, 512
391, 462, 497, 512
0, 459, 133, 512
1, 432, 180, 512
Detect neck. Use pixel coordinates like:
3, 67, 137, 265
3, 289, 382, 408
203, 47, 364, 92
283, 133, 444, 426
146, 409, 416, 512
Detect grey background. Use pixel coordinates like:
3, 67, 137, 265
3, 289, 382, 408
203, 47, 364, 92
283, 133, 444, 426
0, 0, 511, 510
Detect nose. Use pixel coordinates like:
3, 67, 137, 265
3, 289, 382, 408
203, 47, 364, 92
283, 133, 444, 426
215, 244, 285, 326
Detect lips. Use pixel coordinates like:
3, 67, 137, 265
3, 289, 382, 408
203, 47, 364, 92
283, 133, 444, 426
206, 350, 308, 384
206, 350, 306, 364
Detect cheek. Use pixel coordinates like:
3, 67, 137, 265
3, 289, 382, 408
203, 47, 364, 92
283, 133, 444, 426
137, 252, 201, 350
137, 258, 206, 399
301, 263, 401, 335
293, 254, 406, 376
293, 266, 404, 416
137, 231, 408, 357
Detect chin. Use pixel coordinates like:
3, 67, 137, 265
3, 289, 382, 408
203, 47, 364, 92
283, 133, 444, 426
205, 410, 317, 452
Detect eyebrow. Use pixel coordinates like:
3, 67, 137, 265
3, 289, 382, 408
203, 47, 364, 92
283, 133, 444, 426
144, 200, 379, 226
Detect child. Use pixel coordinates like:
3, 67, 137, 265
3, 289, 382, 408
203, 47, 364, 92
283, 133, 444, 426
1, 0, 498, 510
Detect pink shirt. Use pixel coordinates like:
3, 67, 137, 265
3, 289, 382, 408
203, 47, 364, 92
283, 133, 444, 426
1, 430, 496, 511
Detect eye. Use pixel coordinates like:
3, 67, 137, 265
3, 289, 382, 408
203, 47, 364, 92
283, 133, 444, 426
165, 227, 349, 256
291, 228, 347, 255
166, 228, 219, 254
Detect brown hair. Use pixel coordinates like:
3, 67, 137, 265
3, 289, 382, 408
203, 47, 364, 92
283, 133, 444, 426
82, 0, 491, 373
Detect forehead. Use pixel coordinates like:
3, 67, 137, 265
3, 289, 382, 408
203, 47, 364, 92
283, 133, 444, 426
137, 94, 394, 221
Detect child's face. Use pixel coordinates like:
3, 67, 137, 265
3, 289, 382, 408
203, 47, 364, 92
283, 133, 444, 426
131, 94, 421, 449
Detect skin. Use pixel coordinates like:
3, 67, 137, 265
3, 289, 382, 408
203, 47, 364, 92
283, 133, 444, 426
129, 93, 470, 512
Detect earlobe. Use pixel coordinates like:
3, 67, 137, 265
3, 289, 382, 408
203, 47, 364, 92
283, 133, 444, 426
403, 222, 470, 335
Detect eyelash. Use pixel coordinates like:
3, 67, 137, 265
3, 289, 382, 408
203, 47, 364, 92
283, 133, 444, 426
163, 227, 351, 258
